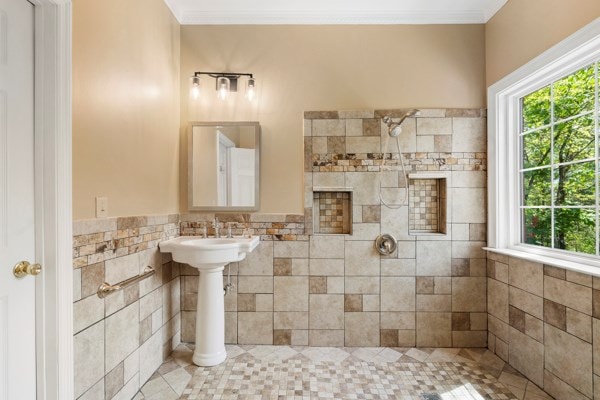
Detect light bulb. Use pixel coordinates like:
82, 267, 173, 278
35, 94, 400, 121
246, 77, 256, 101
190, 76, 200, 99
216, 76, 230, 100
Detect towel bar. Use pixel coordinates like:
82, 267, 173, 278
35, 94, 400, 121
97, 266, 155, 298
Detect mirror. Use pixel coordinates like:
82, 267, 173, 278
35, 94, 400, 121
188, 122, 260, 211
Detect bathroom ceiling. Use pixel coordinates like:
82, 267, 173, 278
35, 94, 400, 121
164, 0, 508, 25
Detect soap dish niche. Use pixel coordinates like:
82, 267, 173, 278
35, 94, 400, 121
407, 173, 449, 236
312, 188, 352, 235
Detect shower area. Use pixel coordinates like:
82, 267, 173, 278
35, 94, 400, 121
297, 108, 486, 347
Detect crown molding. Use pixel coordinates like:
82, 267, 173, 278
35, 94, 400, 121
177, 10, 488, 25
164, 0, 508, 25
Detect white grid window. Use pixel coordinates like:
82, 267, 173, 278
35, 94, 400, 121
488, 19, 600, 270
519, 62, 599, 256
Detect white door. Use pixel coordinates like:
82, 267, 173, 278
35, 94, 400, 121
0, 0, 37, 399
228, 148, 255, 206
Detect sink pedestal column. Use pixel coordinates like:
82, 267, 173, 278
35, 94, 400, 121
193, 265, 226, 366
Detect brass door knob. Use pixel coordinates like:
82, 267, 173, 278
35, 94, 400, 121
13, 261, 42, 279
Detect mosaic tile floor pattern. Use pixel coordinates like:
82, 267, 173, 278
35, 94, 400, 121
135, 345, 553, 400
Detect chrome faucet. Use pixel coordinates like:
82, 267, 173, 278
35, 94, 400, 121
213, 217, 220, 238
227, 222, 233, 238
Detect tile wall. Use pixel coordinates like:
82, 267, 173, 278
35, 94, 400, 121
180, 108, 489, 349
72, 215, 181, 399
487, 252, 600, 399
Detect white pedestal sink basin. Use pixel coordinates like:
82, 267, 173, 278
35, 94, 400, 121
159, 235, 260, 366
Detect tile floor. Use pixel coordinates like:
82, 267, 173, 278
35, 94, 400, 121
134, 344, 552, 400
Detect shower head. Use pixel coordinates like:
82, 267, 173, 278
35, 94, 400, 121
382, 109, 420, 137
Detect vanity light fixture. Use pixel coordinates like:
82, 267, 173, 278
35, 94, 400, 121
191, 72, 256, 101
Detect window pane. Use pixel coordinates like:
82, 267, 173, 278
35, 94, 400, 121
522, 86, 551, 132
554, 208, 596, 255
553, 114, 595, 164
522, 128, 551, 168
522, 208, 551, 247
553, 161, 595, 206
553, 64, 596, 121
522, 168, 551, 206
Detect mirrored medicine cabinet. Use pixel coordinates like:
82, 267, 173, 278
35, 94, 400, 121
188, 121, 260, 211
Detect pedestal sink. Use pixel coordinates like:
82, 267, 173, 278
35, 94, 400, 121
159, 235, 260, 366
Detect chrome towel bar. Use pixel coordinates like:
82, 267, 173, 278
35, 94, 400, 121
97, 266, 155, 298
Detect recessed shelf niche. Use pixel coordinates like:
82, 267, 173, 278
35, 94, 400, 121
408, 173, 448, 235
312, 188, 352, 235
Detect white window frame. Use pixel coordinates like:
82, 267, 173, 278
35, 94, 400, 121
488, 17, 600, 272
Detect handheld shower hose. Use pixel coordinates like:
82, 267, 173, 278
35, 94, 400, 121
379, 109, 420, 209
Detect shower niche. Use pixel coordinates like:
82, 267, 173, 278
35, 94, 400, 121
408, 173, 448, 235
312, 189, 352, 235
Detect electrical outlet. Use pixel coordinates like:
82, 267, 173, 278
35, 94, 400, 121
96, 197, 108, 218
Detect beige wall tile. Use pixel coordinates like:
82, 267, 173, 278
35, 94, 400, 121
74, 294, 105, 334
274, 276, 308, 312
381, 312, 416, 330
237, 276, 273, 293
348, 223, 380, 241
327, 276, 344, 293
309, 294, 344, 329
345, 172, 379, 205
416, 312, 451, 347
309, 258, 344, 276
346, 137, 380, 153
566, 308, 592, 343
74, 322, 105, 398
594, 318, 600, 375
544, 370, 590, 400
452, 331, 487, 347
451, 241, 486, 259
416, 135, 434, 152
381, 206, 412, 241
566, 270, 593, 287
451, 118, 485, 152
509, 258, 543, 297
345, 118, 363, 136
524, 314, 543, 343
451, 188, 486, 223
488, 278, 509, 322
416, 241, 451, 276
345, 241, 380, 275
363, 294, 380, 312
105, 253, 140, 286
139, 330, 163, 385
434, 277, 452, 294
291, 330, 309, 346
417, 294, 451, 312
238, 241, 273, 275
238, 312, 273, 345
417, 117, 452, 136
292, 258, 309, 276
381, 277, 416, 311
451, 171, 486, 188
545, 324, 593, 397
544, 275, 592, 315
381, 259, 416, 276
509, 286, 543, 319
396, 241, 417, 259
105, 302, 139, 373
452, 277, 486, 312
508, 327, 544, 387
309, 330, 344, 346
313, 119, 345, 136
273, 241, 309, 258
345, 277, 379, 294
310, 235, 345, 258
274, 312, 308, 330
345, 312, 379, 346
225, 312, 237, 344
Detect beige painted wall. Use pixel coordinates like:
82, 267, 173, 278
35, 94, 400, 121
486, 0, 600, 86
72, 0, 180, 219
180, 25, 486, 214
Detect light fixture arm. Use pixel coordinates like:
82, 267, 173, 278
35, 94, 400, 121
193, 71, 254, 92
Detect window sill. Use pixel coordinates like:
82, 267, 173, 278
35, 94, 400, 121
484, 246, 600, 278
